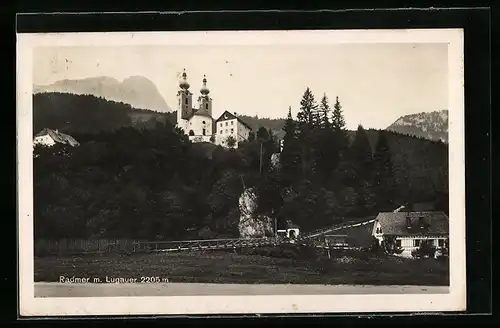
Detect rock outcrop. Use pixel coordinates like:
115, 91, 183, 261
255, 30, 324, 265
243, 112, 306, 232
238, 187, 273, 238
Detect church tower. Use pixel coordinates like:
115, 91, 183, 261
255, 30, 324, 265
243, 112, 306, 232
197, 75, 212, 116
177, 69, 193, 126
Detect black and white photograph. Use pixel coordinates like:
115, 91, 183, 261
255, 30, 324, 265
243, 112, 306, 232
17, 29, 466, 316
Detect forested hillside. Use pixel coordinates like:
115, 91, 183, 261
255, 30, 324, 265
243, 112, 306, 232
33, 89, 448, 241
33, 92, 176, 135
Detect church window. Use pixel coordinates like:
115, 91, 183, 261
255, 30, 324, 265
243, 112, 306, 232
185, 98, 188, 104
202, 128, 206, 136
205, 104, 209, 110
202, 121, 206, 124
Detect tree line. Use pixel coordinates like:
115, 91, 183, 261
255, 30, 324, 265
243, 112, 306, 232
33, 89, 448, 241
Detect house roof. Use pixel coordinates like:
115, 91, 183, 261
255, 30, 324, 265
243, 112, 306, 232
34, 128, 80, 147
215, 110, 253, 131
376, 211, 449, 236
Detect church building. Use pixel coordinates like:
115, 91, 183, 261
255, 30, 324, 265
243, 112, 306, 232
176, 69, 252, 148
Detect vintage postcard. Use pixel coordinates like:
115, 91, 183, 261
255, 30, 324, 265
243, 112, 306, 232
17, 28, 465, 316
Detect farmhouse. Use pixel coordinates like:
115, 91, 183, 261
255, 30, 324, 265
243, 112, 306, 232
33, 128, 80, 148
175, 69, 252, 148
372, 211, 449, 258
214, 111, 253, 148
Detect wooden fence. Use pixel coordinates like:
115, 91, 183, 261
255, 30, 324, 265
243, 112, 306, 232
35, 239, 143, 256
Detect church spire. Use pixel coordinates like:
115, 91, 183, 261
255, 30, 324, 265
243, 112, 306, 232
179, 68, 190, 90
200, 74, 210, 95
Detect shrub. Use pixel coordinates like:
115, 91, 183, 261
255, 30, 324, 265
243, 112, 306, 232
412, 240, 437, 259
381, 236, 404, 255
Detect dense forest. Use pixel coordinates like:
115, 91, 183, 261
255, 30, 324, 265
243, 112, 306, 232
33, 92, 176, 135
33, 90, 449, 241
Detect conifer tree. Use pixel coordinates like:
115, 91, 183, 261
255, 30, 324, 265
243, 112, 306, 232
331, 96, 349, 153
296, 88, 318, 178
372, 130, 395, 211
348, 124, 375, 214
297, 87, 318, 135
280, 106, 302, 184
319, 93, 331, 129
350, 124, 374, 184
331, 96, 346, 131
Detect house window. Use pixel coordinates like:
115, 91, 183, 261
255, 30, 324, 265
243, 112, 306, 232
414, 239, 421, 247
220, 123, 223, 127
225, 129, 228, 133
396, 239, 401, 247
231, 128, 234, 134
376, 227, 381, 234
220, 130, 222, 134
225, 122, 228, 126
438, 239, 444, 247
231, 121, 234, 125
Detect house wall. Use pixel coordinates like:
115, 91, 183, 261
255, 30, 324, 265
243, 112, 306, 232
236, 122, 251, 144
188, 115, 213, 139
394, 236, 449, 258
216, 118, 238, 147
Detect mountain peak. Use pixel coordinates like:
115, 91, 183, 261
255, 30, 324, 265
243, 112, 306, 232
386, 110, 448, 143
33, 75, 171, 112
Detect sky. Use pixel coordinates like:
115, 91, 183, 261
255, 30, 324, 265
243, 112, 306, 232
33, 43, 448, 130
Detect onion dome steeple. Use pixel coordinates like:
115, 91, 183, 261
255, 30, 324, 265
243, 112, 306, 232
200, 75, 210, 95
179, 68, 190, 90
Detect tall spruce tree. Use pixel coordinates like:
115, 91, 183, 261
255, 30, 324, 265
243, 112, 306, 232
296, 88, 318, 178
280, 106, 302, 184
350, 124, 374, 184
319, 93, 331, 129
331, 96, 349, 153
372, 130, 395, 211
297, 87, 318, 135
349, 124, 375, 214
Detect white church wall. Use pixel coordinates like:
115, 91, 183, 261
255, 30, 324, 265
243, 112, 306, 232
188, 115, 213, 138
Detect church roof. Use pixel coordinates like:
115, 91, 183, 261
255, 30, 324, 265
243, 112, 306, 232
185, 110, 213, 120
215, 110, 252, 130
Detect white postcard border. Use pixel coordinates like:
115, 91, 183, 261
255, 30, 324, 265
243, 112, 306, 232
17, 29, 465, 316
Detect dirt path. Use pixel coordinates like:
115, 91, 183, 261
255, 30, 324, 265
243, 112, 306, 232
35, 282, 449, 297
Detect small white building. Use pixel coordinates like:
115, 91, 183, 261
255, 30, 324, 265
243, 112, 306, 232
372, 211, 449, 258
277, 220, 300, 240
33, 128, 80, 148
214, 110, 253, 148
